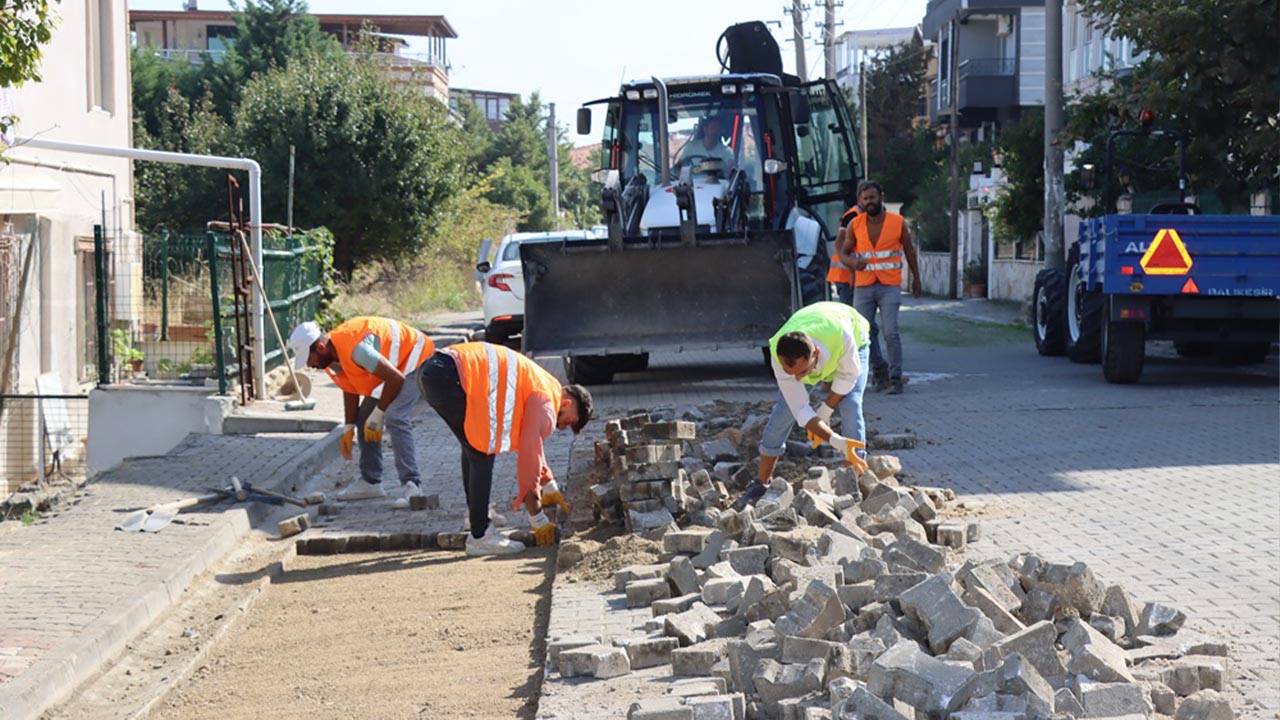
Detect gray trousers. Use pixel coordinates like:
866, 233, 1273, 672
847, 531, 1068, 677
853, 283, 903, 381
355, 365, 426, 486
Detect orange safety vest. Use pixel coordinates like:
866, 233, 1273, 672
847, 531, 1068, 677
826, 205, 862, 284
325, 316, 433, 398
851, 211, 906, 287
452, 342, 563, 456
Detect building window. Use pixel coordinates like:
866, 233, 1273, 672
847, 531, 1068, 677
207, 25, 236, 59
76, 239, 102, 383
86, 0, 115, 112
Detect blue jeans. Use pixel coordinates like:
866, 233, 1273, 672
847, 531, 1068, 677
853, 283, 901, 381
356, 365, 426, 486
757, 342, 871, 458
832, 282, 879, 359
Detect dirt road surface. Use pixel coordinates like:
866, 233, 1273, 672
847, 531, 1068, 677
150, 548, 554, 720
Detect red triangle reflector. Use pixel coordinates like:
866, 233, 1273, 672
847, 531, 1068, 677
1181, 278, 1200, 294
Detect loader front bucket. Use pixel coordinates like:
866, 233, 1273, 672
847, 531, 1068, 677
520, 230, 799, 357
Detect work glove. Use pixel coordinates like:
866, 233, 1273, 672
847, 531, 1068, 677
806, 405, 837, 449
340, 424, 355, 461
364, 407, 386, 443
528, 510, 557, 546
828, 432, 869, 475
541, 479, 571, 516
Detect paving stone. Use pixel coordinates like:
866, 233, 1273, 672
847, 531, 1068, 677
752, 658, 827, 705
1150, 682, 1177, 715
936, 521, 967, 549
833, 467, 861, 498
630, 507, 678, 531
668, 555, 702, 596
703, 577, 748, 606
1074, 677, 1153, 717
559, 643, 632, 679
617, 563, 669, 592
995, 653, 1055, 717
727, 634, 779, 695
548, 635, 601, 665
628, 577, 674, 608
960, 562, 1025, 614
716, 508, 751, 539
665, 602, 724, 646
686, 693, 745, 720
628, 443, 684, 464
775, 580, 847, 640
724, 545, 770, 576
629, 697, 694, 720
627, 462, 683, 483
780, 636, 839, 665
673, 639, 733, 676
648, 421, 697, 440
1174, 689, 1234, 720
655, 593, 704, 617
964, 585, 1028, 635
701, 438, 739, 463
1062, 617, 1136, 683
803, 466, 833, 494
1089, 614, 1125, 643
616, 635, 680, 669
1056, 686, 1087, 716
1136, 601, 1187, 636
666, 528, 716, 555
794, 490, 839, 527
1017, 588, 1058, 625
735, 575, 779, 620
437, 531, 468, 550
883, 537, 946, 574
833, 686, 911, 720
944, 637, 984, 664
898, 573, 982, 654
692, 530, 728, 570
841, 554, 888, 584
867, 455, 902, 479
668, 677, 729, 697
982, 620, 1068, 679
1020, 559, 1106, 616
872, 572, 927, 602
1101, 585, 1141, 638
829, 635, 886, 682
867, 639, 976, 716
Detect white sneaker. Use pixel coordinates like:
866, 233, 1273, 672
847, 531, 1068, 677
488, 503, 509, 528
465, 525, 525, 556
336, 481, 386, 501
391, 482, 423, 509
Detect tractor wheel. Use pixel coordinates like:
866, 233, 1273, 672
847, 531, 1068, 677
1033, 268, 1068, 356
1065, 246, 1103, 364
1102, 301, 1146, 384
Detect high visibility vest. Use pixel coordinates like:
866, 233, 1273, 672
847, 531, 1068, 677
851, 211, 905, 287
768, 302, 870, 386
326, 316, 433, 398
826, 206, 861, 285
453, 342, 563, 455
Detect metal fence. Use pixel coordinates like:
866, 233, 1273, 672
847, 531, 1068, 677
96, 225, 326, 398
0, 394, 90, 506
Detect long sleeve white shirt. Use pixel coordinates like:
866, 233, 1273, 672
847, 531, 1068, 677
771, 323, 862, 428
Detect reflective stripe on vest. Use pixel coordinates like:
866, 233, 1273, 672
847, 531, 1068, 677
484, 343, 520, 454
371, 318, 428, 400
852, 212, 906, 287
454, 342, 563, 456
326, 317, 433, 398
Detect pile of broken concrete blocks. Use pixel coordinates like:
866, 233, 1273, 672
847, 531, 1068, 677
591, 414, 755, 533
555, 458, 1232, 720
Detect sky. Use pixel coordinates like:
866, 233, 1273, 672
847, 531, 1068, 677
129, 0, 931, 144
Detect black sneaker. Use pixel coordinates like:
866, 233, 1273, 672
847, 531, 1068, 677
887, 380, 904, 395
731, 481, 768, 512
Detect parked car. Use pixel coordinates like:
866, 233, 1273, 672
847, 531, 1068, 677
477, 230, 595, 345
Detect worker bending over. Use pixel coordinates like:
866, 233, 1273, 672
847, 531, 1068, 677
737, 302, 871, 508
418, 342, 593, 556
289, 317, 432, 508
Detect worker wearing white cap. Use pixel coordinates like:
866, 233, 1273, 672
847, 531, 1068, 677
288, 317, 433, 507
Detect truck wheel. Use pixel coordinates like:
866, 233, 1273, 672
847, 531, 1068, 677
1033, 269, 1068, 356
608, 353, 650, 373
1213, 342, 1271, 365
1065, 246, 1103, 363
1102, 304, 1145, 384
1174, 341, 1212, 358
565, 355, 614, 385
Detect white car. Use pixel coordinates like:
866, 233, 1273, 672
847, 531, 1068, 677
477, 230, 594, 345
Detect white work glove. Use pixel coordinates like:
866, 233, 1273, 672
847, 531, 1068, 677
815, 403, 835, 424
528, 510, 556, 546
828, 432, 869, 474
364, 406, 386, 443
340, 424, 356, 460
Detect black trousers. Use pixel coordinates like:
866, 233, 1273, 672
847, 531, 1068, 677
420, 351, 495, 538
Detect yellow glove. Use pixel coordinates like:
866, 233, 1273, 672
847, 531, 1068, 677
829, 432, 869, 474
364, 407, 385, 443
529, 511, 557, 546
340, 424, 355, 461
808, 404, 836, 448
541, 479, 571, 516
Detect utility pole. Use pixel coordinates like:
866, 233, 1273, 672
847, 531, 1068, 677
547, 102, 560, 225
823, 0, 837, 80
947, 19, 960, 299
1043, 0, 1065, 270
860, 60, 869, 177
788, 0, 809, 82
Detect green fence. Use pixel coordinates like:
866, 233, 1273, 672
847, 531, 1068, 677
101, 227, 326, 397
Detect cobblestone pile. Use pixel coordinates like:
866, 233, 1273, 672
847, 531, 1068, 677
555, 415, 1230, 720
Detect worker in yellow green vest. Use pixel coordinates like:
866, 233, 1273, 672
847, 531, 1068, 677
735, 302, 871, 509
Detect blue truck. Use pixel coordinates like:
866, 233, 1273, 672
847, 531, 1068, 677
1033, 129, 1279, 383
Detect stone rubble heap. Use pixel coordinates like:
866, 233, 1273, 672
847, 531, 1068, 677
555, 414, 1232, 720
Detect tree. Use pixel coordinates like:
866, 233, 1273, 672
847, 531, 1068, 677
857, 42, 929, 193
234, 50, 467, 275
0, 0, 59, 88
1066, 0, 1280, 210
133, 87, 234, 231
989, 107, 1044, 243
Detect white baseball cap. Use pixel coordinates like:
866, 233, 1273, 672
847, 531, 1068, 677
288, 321, 321, 369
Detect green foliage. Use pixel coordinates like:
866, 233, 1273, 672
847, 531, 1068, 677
1066, 0, 1280, 209
858, 42, 930, 201
0, 0, 59, 88
963, 259, 985, 285
989, 108, 1044, 242
110, 328, 143, 366
133, 87, 234, 232
906, 138, 993, 252
20, 508, 40, 526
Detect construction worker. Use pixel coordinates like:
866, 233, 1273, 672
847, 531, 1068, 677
677, 114, 735, 173
418, 342, 593, 556
735, 302, 871, 508
837, 180, 922, 395
288, 317, 432, 508
827, 203, 860, 305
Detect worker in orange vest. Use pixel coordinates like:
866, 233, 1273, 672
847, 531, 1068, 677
288, 317, 433, 507
418, 342, 593, 556
827, 203, 860, 304
836, 180, 922, 395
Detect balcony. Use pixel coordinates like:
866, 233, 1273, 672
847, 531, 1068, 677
958, 57, 1016, 109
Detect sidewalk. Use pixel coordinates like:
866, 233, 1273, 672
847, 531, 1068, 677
906, 295, 1029, 326
0, 429, 340, 720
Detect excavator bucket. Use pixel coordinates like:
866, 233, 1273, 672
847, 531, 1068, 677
521, 230, 800, 357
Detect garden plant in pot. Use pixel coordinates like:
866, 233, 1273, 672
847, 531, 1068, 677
963, 260, 987, 298
110, 328, 145, 378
